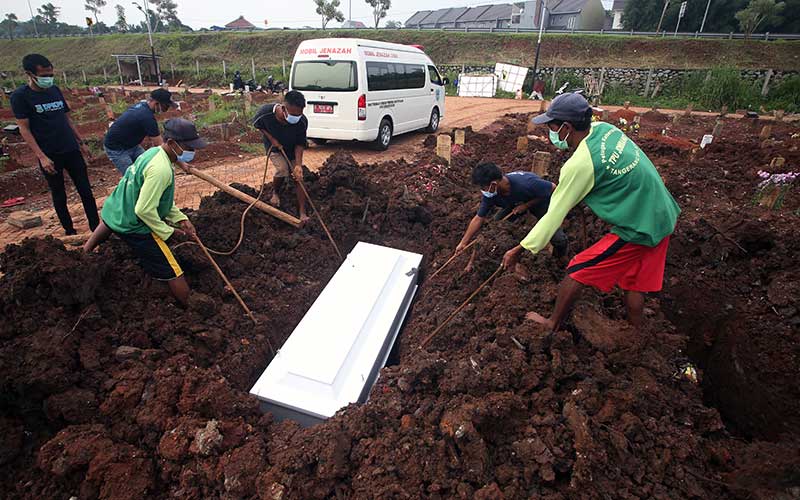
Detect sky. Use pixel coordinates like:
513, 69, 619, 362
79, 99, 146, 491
0, 0, 538, 30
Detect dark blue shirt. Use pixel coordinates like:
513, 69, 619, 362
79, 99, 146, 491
253, 104, 308, 161
477, 171, 554, 217
104, 101, 160, 150
11, 84, 79, 156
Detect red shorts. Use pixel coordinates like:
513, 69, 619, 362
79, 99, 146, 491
567, 233, 670, 293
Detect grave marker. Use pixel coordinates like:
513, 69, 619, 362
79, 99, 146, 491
454, 129, 465, 145
759, 125, 772, 140
532, 151, 551, 177
436, 134, 452, 163
516, 136, 529, 152
7, 212, 43, 229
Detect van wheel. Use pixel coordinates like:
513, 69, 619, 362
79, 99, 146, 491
311, 138, 328, 146
375, 119, 392, 150
426, 108, 440, 133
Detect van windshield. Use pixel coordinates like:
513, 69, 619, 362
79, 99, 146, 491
292, 61, 358, 92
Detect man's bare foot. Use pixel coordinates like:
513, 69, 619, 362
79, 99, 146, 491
269, 193, 280, 206
299, 213, 310, 226
525, 311, 555, 330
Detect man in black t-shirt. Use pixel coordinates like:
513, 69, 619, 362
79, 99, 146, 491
252, 90, 309, 223
103, 88, 176, 174
11, 53, 98, 235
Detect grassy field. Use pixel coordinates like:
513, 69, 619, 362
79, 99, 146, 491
1, 30, 799, 79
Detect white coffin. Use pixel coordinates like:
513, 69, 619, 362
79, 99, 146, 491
249, 242, 422, 426
457, 74, 498, 98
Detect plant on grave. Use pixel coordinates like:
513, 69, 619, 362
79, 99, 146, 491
617, 117, 640, 135
755, 170, 798, 209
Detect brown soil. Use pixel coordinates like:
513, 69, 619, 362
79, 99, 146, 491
0, 109, 799, 499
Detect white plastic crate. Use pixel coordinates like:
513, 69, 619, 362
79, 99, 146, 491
495, 63, 529, 93
249, 242, 423, 426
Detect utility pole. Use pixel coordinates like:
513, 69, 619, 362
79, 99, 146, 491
656, 0, 669, 33
133, 1, 162, 85
28, 0, 39, 37
531, 0, 547, 86
700, 0, 712, 32
349, 0, 352, 21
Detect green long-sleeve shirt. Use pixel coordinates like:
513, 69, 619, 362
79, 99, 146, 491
101, 146, 187, 240
521, 122, 679, 253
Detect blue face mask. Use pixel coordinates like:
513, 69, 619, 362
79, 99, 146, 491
35, 76, 55, 88
481, 183, 498, 198
171, 143, 196, 163
283, 105, 302, 124
178, 149, 196, 163
549, 124, 570, 150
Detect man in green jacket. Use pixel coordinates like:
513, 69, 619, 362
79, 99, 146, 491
83, 118, 206, 306
502, 93, 680, 330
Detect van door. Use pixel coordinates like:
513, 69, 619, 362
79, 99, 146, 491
403, 63, 430, 131
291, 59, 359, 139
427, 65, 445, 126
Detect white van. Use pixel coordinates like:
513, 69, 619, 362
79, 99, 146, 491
290, 38, 447, 150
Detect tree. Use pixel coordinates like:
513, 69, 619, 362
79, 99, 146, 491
314, 0, 345, 29
85, 0, 107, 25
366, 0, 391, 28
149, 0, 184, 31
37, 3, 60, 25
114, 4, 127, 31
385, 20, 402, 28
622, 0, 749, 32
4, 13, 18, 39
735, 0, 784, 36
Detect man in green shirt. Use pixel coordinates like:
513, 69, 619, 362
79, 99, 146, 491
502, 93, 680, 330
83, 118, 206, 306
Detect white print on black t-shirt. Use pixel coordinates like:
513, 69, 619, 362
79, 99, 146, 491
34, 101, 65, 113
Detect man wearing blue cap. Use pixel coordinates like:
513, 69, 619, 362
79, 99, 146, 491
83, 118, 206, 306
502, 93, 680, 331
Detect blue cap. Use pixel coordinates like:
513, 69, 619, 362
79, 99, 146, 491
533, 92, 591, 125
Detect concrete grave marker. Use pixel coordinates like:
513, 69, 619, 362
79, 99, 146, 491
516, 136, 529, 152
775, 110, 784, 121
454, 129, 465, 145
7, 212, 43, 229
770, 156, 785, 168
436, 134, 452, 163
532, 151, 551, 177
624, 101, 630, 109
759, 125, 772, 140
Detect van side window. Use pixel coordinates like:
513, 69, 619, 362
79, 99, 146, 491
428, 65, 443, 86
367, 62, 427, 91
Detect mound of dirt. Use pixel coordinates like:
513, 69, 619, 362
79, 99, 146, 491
1, 111, 798, 499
